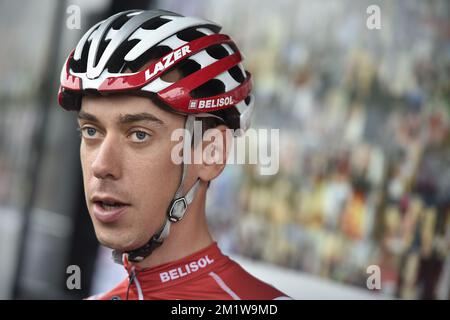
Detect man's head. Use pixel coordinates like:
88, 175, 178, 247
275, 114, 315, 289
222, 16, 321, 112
58, 9, 254, 260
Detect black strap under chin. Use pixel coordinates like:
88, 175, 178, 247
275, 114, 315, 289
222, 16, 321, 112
126, 235, 164, 262
112, 223, 166, 264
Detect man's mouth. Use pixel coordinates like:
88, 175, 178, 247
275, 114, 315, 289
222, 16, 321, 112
95, 200, 127, 211
91, 196, 131, 223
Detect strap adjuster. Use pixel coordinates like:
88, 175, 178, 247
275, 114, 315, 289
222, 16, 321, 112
168, 197, 188, 222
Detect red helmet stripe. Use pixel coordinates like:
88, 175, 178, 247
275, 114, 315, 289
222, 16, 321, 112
98, 33, 233, 92
158, 53, 248, 112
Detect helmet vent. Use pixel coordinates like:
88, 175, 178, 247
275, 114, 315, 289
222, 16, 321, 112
140, 17, 171, 30
110, 14, 132, 30
228, 65, 245, 84
177, 27, 209, 42
191, 79, 225, 98
125, 45, 172, 73
95, 38, 111, 66
205, 44, 229, 60
107, 39, 141, 73
71, 41, 90, 73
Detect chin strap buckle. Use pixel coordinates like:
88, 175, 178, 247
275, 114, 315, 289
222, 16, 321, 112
167, 197, 188, 222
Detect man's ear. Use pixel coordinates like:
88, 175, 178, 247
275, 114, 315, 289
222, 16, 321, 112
195, 124, 232, 183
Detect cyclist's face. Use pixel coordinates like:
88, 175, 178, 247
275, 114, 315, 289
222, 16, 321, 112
78, 95, 185, 251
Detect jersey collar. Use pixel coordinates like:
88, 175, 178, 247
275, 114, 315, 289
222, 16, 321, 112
122, 242, 228, 290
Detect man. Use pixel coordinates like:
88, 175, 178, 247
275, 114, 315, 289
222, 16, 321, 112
58, 9, 289, 300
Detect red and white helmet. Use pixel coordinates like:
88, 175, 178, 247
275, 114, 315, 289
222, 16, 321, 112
58, 9, 254, 133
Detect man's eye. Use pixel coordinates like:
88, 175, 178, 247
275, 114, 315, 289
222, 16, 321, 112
80, 127, 99, 138
130, 131, 150, 143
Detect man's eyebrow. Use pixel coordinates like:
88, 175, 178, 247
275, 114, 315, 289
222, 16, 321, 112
77, 111, 99, 123
118, 112, 165, 127
77, 111, 166, 127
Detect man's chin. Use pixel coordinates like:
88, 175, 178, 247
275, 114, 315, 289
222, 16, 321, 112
96, 232, 144, 252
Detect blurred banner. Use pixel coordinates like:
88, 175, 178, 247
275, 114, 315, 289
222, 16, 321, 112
0, 0, 449, 299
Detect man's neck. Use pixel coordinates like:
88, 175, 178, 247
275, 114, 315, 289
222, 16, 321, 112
133, 187, 213, 269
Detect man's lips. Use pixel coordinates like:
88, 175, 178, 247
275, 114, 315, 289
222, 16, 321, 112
91, 195, 131, 223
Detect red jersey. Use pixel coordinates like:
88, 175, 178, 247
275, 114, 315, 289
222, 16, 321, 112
87, 242, 290, 300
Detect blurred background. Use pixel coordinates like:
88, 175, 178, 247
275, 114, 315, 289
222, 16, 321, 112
0, 0, 449, 300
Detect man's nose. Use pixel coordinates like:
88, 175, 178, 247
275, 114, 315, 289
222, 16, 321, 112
91, 135, 122, 180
